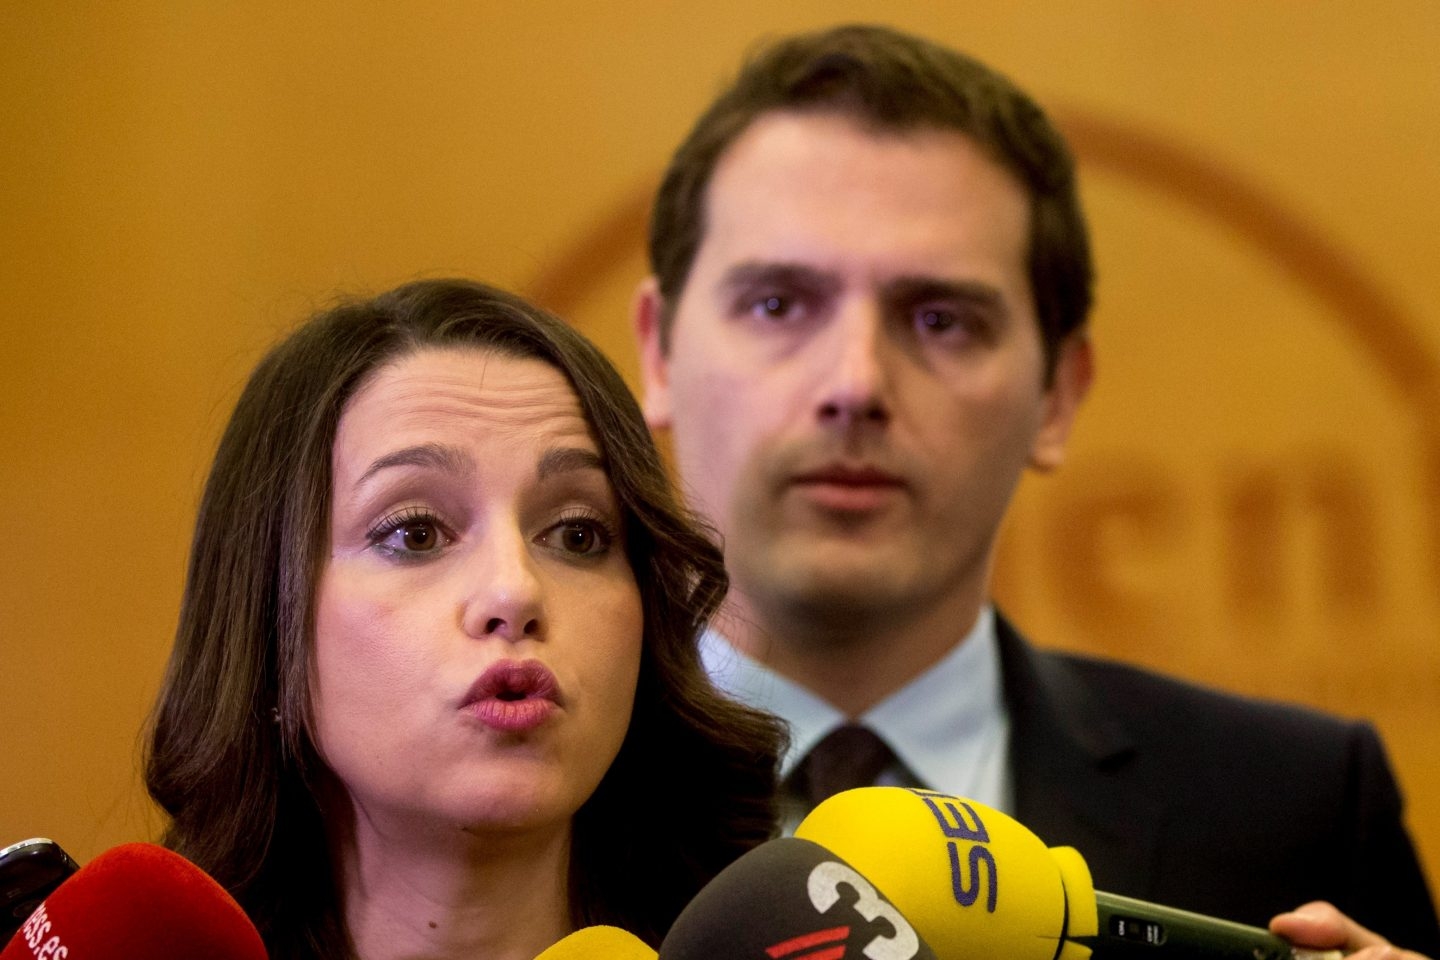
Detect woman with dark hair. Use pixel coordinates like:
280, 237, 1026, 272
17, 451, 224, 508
145, 278, 785, 960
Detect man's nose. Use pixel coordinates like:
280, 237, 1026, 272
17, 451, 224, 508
816, 302, 891, 428
460, 528, 545, 642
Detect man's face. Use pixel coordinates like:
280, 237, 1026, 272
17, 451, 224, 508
636, 111, 1089, 644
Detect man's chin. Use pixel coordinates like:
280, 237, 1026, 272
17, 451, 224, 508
743, 554, 923, 629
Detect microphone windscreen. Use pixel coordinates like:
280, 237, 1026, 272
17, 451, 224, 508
2, 842, 266, 960
796, 787, 1096, 960
659, 836, 937, 960
535, 925, 656, 959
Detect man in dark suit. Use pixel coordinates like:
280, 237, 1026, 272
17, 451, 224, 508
631, 23, 1439, 957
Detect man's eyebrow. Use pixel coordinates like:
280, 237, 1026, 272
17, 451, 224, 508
536, 446, 607, 482
356, 442, 473, 487
717, 261, 842, 298
882, 275, 1009, 313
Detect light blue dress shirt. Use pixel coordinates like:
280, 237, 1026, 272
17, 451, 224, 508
701, 605, 1014, 831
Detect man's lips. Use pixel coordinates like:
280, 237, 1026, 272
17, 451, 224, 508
789, 465, 907, 511
791, 465, 905, 487
461, 660, 561, 732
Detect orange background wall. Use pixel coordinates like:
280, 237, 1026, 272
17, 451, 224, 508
3, 2, 1437, 903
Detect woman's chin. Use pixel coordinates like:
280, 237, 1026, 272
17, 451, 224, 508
441, 783, 584, 839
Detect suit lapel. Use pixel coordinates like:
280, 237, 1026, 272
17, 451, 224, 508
997, 614, 1166, 900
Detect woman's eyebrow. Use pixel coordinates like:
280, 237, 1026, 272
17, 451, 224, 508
356, 442, 474, 488
536, 446, 606, 482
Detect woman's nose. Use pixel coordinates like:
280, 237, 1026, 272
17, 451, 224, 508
459, 528, 545, 642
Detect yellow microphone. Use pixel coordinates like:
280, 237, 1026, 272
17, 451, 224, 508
534, 925, 656, 959
797, 787, 1337, 960
797, 787, 1094, 960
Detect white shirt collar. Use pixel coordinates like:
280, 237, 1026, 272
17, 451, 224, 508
701, 606, 1013, 813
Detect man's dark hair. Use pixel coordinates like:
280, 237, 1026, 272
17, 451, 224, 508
145, 278, 785, 958
648, 23, 1093, 376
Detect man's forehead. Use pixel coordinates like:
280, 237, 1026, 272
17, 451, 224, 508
709, 108, 1012, 191
691, 111, 1032, 288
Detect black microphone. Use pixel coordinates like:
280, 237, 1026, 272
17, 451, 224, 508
0, 840, 78, 946
659, 836, 937, 960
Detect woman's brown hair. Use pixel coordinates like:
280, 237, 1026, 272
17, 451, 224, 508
145, 278, 784, 958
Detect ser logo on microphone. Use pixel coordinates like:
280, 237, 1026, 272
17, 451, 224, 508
913, 789, 998, 914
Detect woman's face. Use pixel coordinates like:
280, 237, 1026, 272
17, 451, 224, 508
310, 346, 643, 839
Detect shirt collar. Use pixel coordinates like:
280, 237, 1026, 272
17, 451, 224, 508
700, 606, 1009, 802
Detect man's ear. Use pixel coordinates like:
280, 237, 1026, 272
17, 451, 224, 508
1029, 332, 1094, 472
631, 276, 674, 430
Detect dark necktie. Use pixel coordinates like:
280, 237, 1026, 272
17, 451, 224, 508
789, 724, 897, 811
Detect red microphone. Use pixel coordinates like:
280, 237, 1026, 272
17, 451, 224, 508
2, 843, 266, 960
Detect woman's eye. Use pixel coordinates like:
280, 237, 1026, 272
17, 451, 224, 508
368, 511, 451, 558
542, 518, 613, 557
395, 521, 441, 552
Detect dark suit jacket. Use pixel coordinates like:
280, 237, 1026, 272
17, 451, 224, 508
995, 614, 1440, 956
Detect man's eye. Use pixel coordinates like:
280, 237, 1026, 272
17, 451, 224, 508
750, 293, 798, 321
916, 307, 960, 333
913, 305, 987, 343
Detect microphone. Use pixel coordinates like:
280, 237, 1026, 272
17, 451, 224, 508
796, 787, 1338, 960
660, 835, 938, 960
535, 925, 657, 959
0, 839, 78, 945
2, 842, 266, 960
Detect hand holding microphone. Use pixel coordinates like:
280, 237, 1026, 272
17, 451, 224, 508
2, 843, 266, 960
